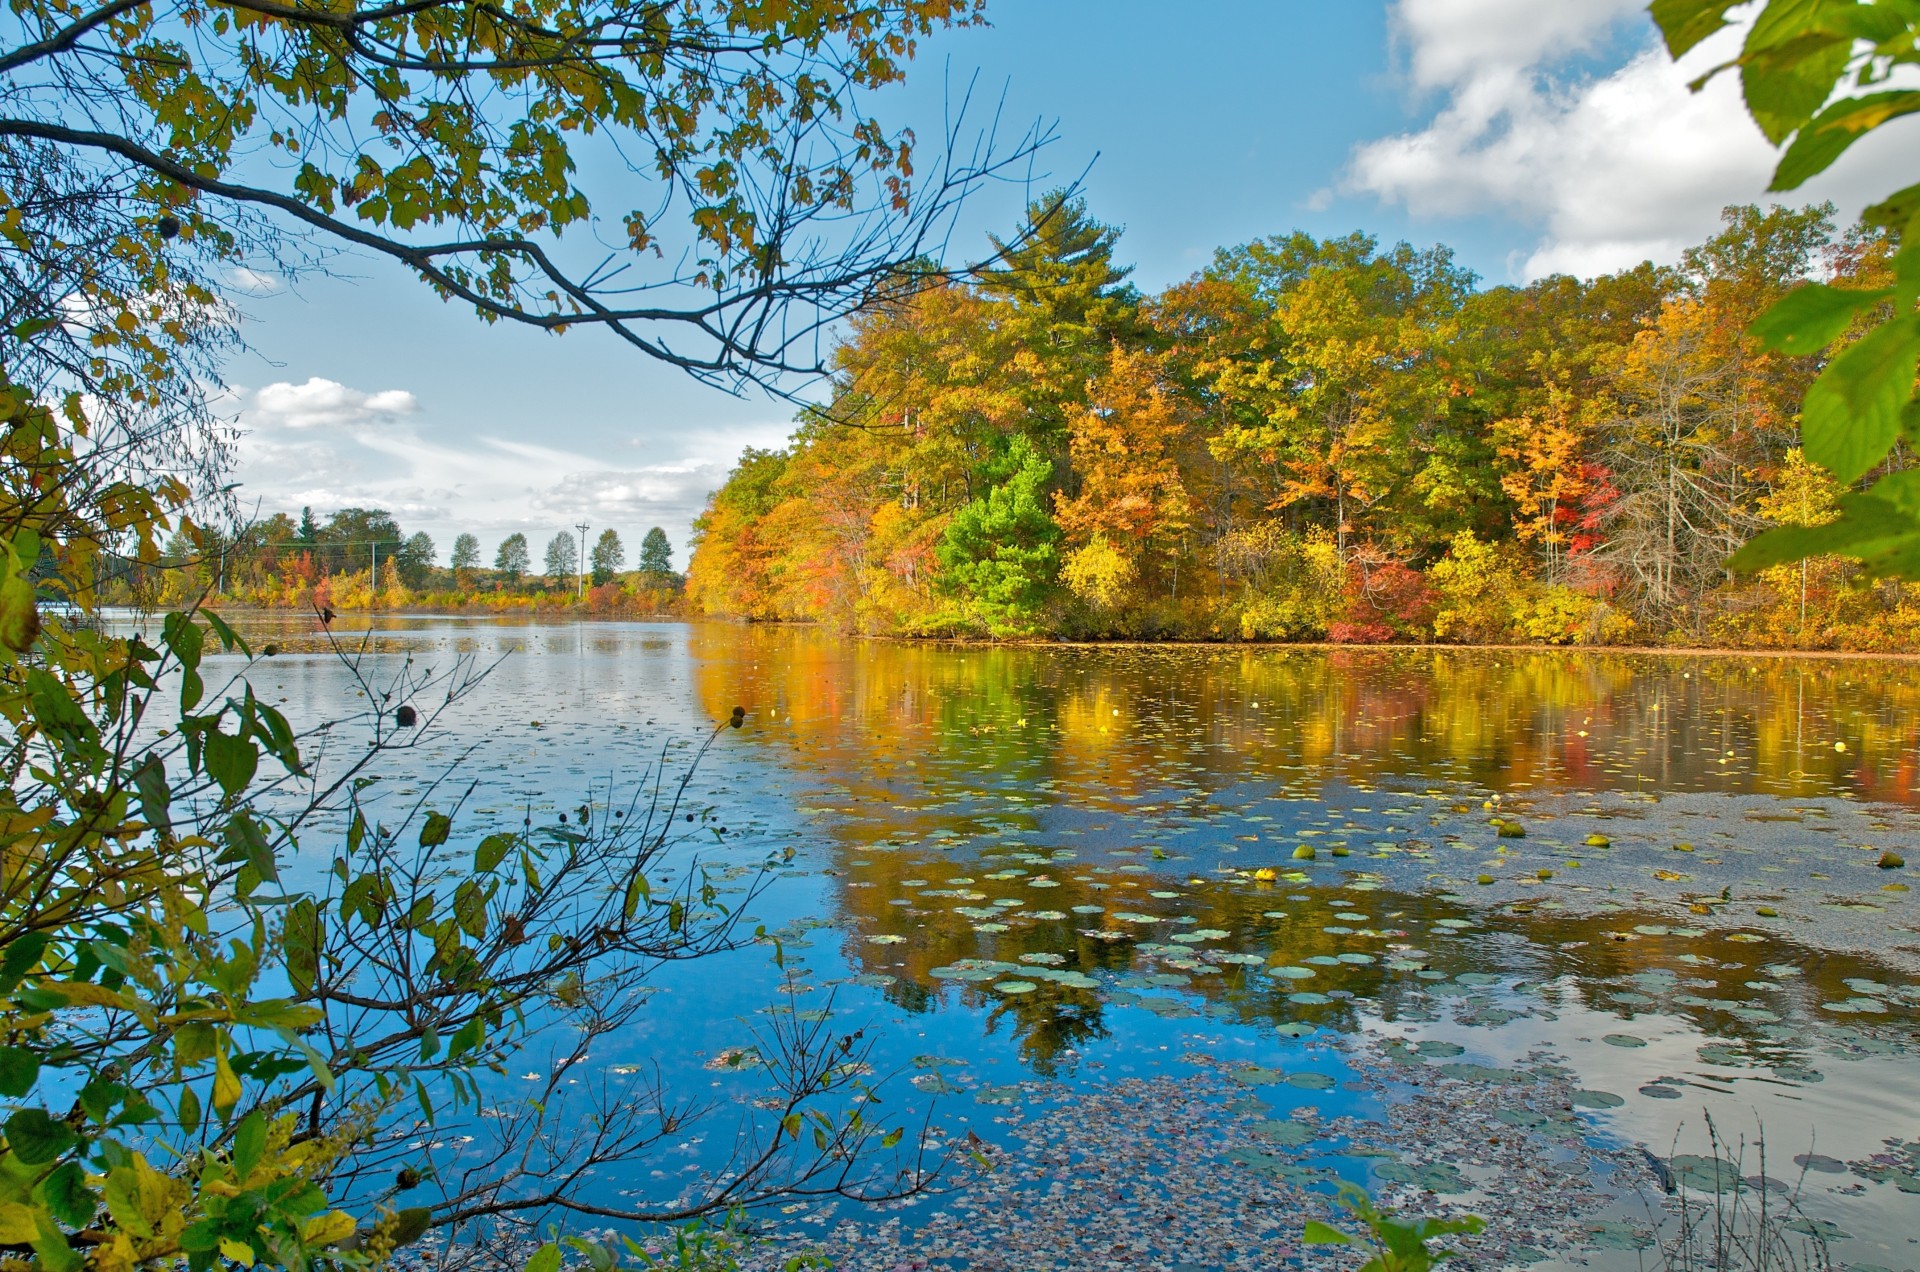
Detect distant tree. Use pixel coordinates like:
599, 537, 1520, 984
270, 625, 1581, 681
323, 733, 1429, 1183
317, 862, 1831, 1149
450, 533, 482, 573
296, 506, 320, 549
397, 532, 436, 588
639, 527, 673, 575
317, 507, 402, 578
495, 533, 531, 584
592, 529, 627, 586
545, 531, 579, 585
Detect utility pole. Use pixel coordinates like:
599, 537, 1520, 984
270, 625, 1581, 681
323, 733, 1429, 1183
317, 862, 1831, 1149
575, 522, 589, 599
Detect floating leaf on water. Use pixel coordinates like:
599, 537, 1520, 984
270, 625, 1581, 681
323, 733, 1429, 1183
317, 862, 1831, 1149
1581, 1222, 1654, 1251
1230, 1066, 1288, 1086
1304, 955, 1342, 966
1374, 1160, 1470, 1193
974, 1086, 1021, 1104
1672, 1155, 1742, 1193
1793, 1152, 1848, 1173
1286, 1072, 1336, 1090
867, 934, 906, 945
991, 981, 1036, 994
1252, 1119, 1316, 1146
1336, 953, 1376, 965
1639, 1084, 1683, 1099
1414, 1041, 1465, 1058
1455, 972, 1498, 987
1572, 1089, 1625, 1109
1287, 991, 1332, 1005
1602, 1034, 1648, 1048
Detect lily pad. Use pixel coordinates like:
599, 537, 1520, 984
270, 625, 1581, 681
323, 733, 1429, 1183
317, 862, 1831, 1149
1252, 1119, 1317, 1146
1374, 1160, 1469, 1193
1602, 1033, 1648, 1048
1672, 1154, 1742, 1193
1572, 1089, 1625, 1109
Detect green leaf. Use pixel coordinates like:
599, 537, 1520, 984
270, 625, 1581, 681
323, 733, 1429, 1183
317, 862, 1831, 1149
0, 1047, 39, 1098
1302, 1220, 1352, 1245
0, 933, 48, 994
1741, 1, 1855, 145
203, 728, 259, 800
37, 1163, 96, 1229
1773, 91, 1920, 190
474, 833, 515, 873
1650, 0, 1736, 57
453, 881, 486, 941
176, 1084, 201, 1136
1750, 283, 1891, 354
201, 610, 248, 655
285, 898, 320, 996
224, 811, 280, 885
5, 1109, 75, 1165
420, 811, 452, 848
1800, 314, 1920, 483
233, 1111, 266, 1179
526, 1243, 563, 1272
1863, 181, 1920, 232
130, 753, 173, 838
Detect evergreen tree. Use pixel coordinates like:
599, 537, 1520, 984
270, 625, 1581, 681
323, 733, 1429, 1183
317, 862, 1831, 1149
592, 529, 628, 585
936, 435, 1062, 635
296, 505, 320, 549
450, 533, 482, 573
494, 533, 531, 584
977, 191, 1141, 451
638, 527, 672, 575
545, 531, 579, 585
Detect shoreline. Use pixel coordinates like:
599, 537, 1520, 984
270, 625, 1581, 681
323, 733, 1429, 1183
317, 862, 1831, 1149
183, 607, 1920, 663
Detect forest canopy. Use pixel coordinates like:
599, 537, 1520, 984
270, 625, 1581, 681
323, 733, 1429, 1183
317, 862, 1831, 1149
686, 195, 1907, 649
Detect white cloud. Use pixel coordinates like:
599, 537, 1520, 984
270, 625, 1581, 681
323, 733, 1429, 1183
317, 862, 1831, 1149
534, 464, 731, 522
247, 377, 419, 430
1391, 0, 1646, 90
1347, 1, 1917, 280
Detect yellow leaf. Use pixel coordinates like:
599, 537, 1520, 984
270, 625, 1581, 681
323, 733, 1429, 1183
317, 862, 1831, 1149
212, 1049, 241, 1117
300, 1210, 357, 1246
0, 1201, 39, 1243
218, 1237, 255, 1265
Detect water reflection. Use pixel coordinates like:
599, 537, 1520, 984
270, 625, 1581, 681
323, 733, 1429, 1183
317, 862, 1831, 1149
170, 615, 1920, 1258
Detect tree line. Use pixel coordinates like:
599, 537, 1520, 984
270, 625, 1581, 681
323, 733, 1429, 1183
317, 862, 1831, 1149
133, 510, 682, 610
684, 194, 1909, 649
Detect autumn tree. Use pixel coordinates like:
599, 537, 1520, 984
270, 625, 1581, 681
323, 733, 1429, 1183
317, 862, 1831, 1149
0, 0, 1056, 388
1055, 347, 1198, 606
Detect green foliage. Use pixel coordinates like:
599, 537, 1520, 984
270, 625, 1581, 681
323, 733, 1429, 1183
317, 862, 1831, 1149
1653, 0, 1920, 577
638, 527, 673, 577
935, 435, 1062, 635
495, 532, 532, 583
1304, 1183, 1486, 1272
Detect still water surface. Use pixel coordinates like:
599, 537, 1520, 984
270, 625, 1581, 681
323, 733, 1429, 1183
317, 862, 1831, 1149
194, 616, 1920, 1268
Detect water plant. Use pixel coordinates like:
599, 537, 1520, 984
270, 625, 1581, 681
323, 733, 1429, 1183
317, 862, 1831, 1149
1304, 1183, 1486, 1272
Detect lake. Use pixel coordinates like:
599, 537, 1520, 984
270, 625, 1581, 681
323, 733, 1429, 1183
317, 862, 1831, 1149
185, 614, 1920, 1271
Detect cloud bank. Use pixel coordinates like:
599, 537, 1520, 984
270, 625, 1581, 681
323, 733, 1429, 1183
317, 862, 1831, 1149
1348, 0, 1914, 280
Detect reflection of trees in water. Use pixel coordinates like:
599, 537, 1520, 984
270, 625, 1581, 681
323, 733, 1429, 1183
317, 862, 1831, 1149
981, 993, 1111, 1078
688, 625, 1920, 806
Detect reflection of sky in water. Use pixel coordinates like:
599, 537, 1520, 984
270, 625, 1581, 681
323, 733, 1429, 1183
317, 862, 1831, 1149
163, 615, 1920, 1261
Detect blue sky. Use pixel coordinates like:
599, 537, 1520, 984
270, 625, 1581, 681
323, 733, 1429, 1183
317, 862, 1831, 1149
224, 0, 1913, 570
